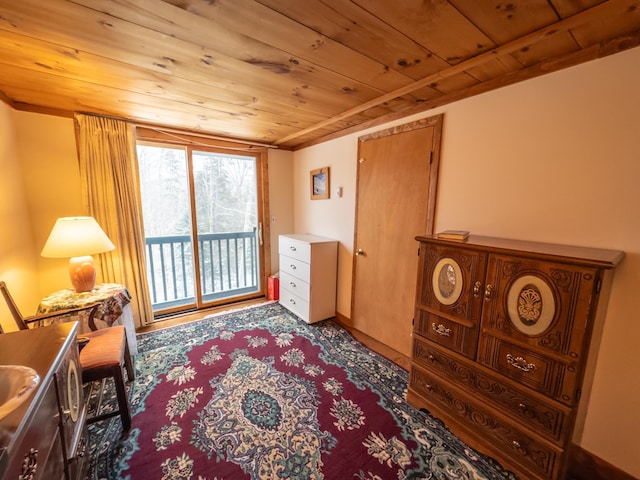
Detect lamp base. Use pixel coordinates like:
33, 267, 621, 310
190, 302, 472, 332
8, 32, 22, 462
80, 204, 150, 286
69, 255, 97, 293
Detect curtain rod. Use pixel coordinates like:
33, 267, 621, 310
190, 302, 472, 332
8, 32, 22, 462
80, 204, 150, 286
140, 125, 278, 150
75, 111, 278, 149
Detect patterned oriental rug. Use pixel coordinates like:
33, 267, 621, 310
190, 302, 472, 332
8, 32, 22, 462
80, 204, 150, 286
86, 302, 517, 479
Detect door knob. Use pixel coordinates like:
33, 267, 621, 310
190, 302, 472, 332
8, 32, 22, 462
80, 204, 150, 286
355, 248, 365, 256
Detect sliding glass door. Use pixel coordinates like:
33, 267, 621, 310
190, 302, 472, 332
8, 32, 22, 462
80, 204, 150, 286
137, 143, 263, 316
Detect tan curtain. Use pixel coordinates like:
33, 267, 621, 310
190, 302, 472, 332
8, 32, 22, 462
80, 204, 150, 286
74, 113, 153, 328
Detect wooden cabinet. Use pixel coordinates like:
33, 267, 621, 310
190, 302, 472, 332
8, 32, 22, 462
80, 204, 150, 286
0, 323, 88, 480
1, 375, 63, 480
279, 234, 338, 323
407, 235, 623, 480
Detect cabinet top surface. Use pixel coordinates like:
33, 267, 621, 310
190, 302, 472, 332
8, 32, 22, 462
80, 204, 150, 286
416, 234, 624, 268
280, 233, 337, 244
0, 322, 76, 368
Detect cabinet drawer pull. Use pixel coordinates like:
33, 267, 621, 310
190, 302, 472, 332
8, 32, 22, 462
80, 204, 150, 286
290, 264, 296, 269
289, 281, 296, 287
506, 354, 537, 373
473, 281, 482, 298
432, 323, 452, 337
484, 284, 493, 301
78, 435, 87, 457
289, 298, 296, 305
20, 448, 38, 480
512, 440, 521, 449
289, 246, 297, 251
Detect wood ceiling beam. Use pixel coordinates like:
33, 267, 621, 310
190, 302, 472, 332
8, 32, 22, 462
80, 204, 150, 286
290, 29, 640, 150
274, 0, 632, 146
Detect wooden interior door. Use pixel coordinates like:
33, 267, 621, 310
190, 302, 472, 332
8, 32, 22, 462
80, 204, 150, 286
352, 116, 442, 356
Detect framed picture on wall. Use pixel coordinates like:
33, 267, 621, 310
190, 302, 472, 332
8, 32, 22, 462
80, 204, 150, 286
310, 167, 330, 200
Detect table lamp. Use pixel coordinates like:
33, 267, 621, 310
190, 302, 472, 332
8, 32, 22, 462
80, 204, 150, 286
41, 216, 115, 293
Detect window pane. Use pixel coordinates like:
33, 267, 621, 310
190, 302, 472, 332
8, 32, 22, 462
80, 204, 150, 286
192, 151, 259, 299
137, 145, 195, 309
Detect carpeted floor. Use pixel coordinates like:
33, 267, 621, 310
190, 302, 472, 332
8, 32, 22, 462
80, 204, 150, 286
86, 302, 519, 479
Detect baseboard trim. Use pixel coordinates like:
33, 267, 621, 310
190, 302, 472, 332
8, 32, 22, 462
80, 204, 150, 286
334, 311, 351, 327
568, 444, 637, 480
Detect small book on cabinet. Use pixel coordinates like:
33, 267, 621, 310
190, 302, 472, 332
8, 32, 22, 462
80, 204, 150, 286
437, 230, 470, 241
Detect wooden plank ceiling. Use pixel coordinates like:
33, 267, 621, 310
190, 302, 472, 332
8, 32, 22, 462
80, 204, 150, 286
0, 0, 639, 149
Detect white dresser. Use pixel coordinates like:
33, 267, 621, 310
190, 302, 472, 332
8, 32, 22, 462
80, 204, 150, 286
278, 234, 338, 323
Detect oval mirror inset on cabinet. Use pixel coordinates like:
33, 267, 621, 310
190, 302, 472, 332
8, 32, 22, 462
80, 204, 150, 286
67, 359, 80, 422
431, 257, 463, 306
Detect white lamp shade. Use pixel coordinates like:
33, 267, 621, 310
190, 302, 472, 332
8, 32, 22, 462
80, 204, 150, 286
41, 216, 115, 258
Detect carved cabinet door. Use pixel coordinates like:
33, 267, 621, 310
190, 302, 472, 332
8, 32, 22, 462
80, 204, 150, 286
477, 254, 601, 405
414, 243, 488, 358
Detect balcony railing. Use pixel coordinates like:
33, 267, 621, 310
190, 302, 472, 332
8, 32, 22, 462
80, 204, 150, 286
145, 230, 259, 311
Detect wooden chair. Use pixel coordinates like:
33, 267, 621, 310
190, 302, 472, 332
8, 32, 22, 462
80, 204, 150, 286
0, 281, 134, 430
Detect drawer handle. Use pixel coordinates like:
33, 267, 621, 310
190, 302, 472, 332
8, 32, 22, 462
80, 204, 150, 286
289, 281, 296, 287
432, 323, 452, 337
290, 264, 296, 270
289, 246, 297, 251
506, 354, 537, 373
20, 448, 38, 480
289, 299, 296, 305
512, 440, 521, 449
77, 435, 87, 457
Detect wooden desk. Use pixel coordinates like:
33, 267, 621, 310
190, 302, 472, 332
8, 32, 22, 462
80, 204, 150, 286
37, 283, 138, 355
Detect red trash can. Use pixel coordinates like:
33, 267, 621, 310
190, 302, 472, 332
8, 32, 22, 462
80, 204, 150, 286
268, 273, 280, 300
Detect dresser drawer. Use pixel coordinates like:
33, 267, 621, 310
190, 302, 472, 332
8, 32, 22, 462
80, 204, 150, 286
478, 335, 578, 405
40, 433, 65, 480
412, 338, 570, 442
279, 236, 311, 263
4, 379, 62, 480
279, 271, 310, 302
410, 363, 562, 480
279, 255, 311, 282
415, 309, 479, 359
279, 287, 310, 321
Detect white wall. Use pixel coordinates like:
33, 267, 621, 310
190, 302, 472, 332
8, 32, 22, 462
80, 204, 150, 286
0, 103, 40, 332
292, 46, 640, 477
292, 135, 358, 315
12, 112, 82, 297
